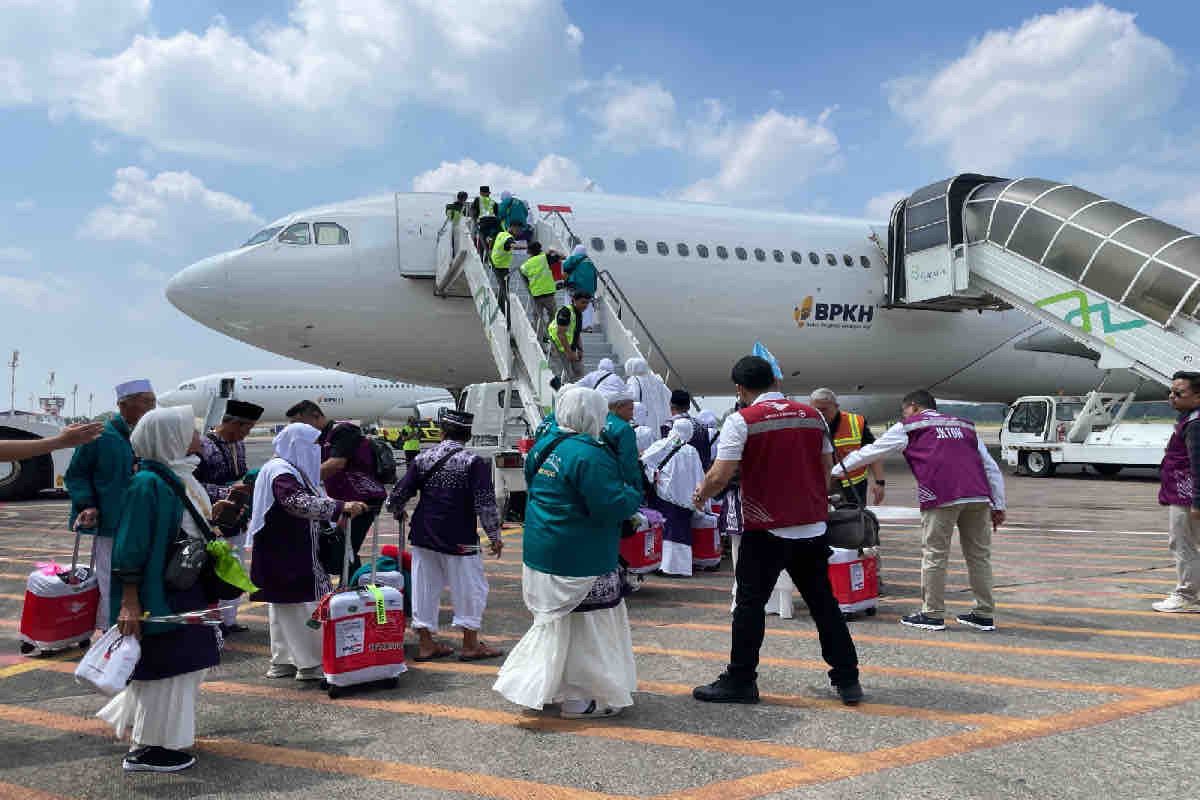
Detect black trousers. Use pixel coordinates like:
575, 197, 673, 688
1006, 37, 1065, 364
492, 267, 509, 315
347, 502, 383, 577
839, 480, 868, 506
728, 531, 859, 687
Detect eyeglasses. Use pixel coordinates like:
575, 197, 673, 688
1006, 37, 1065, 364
1170, 390, 1190, 398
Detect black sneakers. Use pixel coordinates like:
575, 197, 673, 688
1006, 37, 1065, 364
123, 746, 197, 773
956, 612, 996, 631
835, 682, 864, 706
693, 673, 760, 704
900, 612, 946, 631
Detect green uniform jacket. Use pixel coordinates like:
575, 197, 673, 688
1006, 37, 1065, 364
109, 466, 187, 634
64, 415, 135, 538
522, 430, 643, 577
520, 253, 557, 297
603, 413, 643, 489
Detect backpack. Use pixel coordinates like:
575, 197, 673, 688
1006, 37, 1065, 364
369, 436, 399, 484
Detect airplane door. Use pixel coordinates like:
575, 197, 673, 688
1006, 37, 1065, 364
219, 378, 236, 399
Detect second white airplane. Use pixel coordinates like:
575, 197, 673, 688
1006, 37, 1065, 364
158, 369, 452, 423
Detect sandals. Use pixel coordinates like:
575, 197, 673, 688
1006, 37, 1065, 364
458, 642, 504, 662
413, 643, 455, 662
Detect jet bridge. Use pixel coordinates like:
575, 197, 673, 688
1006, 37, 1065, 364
888, 175, 1200, 387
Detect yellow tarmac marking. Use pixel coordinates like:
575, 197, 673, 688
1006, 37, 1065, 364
0, 781, 71, 800
0, 661, 44, 679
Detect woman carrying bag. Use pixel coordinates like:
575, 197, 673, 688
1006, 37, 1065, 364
98, 406, 221, 773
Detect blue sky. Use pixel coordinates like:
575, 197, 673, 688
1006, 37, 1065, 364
3, 0, 1200, 413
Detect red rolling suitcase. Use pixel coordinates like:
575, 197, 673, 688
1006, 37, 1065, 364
18, 530, 99, 656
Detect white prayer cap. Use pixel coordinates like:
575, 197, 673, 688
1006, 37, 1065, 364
556, 386, 606, 440
598, 357, 614, 371
697, 409, 719, 428
633, 402, 649, 427
115, 378, 154, 400
572, 244, 587, 257
625, 357, 648, 376
501, 191, 512, 201
671, 417, 694, 443
810, 387, 838, 404
602, 387, 633, 407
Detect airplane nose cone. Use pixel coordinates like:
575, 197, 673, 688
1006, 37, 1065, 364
166, 252, 230, 319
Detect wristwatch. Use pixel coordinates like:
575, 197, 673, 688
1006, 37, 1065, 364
874, 480, 886, 486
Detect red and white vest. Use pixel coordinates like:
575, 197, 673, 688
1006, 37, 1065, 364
739, 398, 829, 530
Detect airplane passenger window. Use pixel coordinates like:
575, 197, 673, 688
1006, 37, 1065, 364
636, 240, 648, 254
314, 222, 349, 245
860, 255, 871, 268
716, 246, 729, 259
843, 254, 854, 267
697, 244, 709, 258
677, 243, 689, 257
279, 223, 312, 245
591, 237, 605, 252
825, 253, 837, 266
791, 251, 802, 264
614, 238, 627, 253
754, 248, 766, 262
809, 252, 819, 265
773, 249, 784, 263
735, 247, 748, 260
243, 226, 283, 247
656, 242, 669, 256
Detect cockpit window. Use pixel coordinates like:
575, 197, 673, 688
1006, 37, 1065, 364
178, 383, 197, 391
243, 226, 282, 247
313, 222, 350, 245
279, 223, 312, 245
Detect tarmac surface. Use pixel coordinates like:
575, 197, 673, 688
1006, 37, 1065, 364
1, 448, 1198, 799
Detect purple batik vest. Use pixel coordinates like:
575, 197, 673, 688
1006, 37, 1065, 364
902, 411, 991, 511
1158, 410, 1200, 506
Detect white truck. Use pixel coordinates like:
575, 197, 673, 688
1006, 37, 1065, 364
0, 412, 74, 501
1000, 392, 1171, 477
457, 382, 535, 520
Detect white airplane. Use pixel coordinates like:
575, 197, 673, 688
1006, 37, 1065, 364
164, 190, 1145, 402
158, 369, 452, 423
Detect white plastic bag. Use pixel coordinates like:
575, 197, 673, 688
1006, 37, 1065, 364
74, 625, 140, 696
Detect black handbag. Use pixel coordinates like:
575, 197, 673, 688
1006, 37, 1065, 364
824, 435, 881, 551
317, 523, 347, 577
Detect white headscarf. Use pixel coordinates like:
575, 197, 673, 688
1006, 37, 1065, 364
248, 422, 324, 543
697, 410, 719, 431
642, 419, 705, 508
598, 357, 614, 371
625, 357, 672, 436
572, 244, 587, 257
132, 406, 210, 517
555, 386, 606, 440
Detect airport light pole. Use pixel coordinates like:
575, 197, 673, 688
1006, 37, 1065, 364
72, 384, 78, 419
6, 350, 16, 417
88, 392, 94, 419
47, 371, 55, 415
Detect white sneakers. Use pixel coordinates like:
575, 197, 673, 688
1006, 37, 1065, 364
1152, 593, 1200, 613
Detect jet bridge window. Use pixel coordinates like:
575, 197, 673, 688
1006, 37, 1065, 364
696, 244, 709, 258
635, 240, 648, 254
677, 243, 689, 256
735, 247, 748, 260
313, 222, 349, 245
614, 238, 627, 252
716, 246, 729, 259
279, 223, 312, 245
591, 237, 605, 252
656, 241, 669, 255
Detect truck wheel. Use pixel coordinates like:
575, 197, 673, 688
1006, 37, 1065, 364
1021, 451, 1055, 478
1092, 463, 1123, 477
0, 452, 51, 501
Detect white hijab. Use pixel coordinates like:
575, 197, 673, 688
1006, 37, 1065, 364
555, 386, 606, 440
624, 357, 672, 435
641, 418, 705, 508
248, 422, 324, 543
131, 406, 210, 518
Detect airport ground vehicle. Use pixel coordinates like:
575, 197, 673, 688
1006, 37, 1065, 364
1000, 392, 1171, 477
458, 383, 531, 521
0, 412, 73, 501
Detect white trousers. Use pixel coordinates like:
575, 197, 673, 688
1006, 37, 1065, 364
221, 533, 247, 625
410, 546, 489, 632
97, 668, 207, 750
661, 540, 693, 577
91, 536, 113, 630
268, 602, 322, 670
729, 534, 795, 617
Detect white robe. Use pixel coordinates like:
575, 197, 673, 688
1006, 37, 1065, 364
625, 373, 672, 438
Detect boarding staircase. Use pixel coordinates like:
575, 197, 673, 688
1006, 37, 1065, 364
432, 203, 694, 435
887, 174, 1200, 387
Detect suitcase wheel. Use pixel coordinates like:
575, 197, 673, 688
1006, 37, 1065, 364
327, 684, 343, 699
383, 677, 400, 690
864, 607, 877, 617
79, 638, 91, 650
19, 642, 36, 656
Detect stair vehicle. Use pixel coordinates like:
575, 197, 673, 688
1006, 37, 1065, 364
1000, 392, 1170, 477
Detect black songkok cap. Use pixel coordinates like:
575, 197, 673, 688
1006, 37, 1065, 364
670, 389, 692, 408
225, 400, 264, 422
439, 409, 474, 430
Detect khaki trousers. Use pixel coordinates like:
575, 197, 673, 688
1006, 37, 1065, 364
920, 502, 994, 616
1167, 506, 1200, 599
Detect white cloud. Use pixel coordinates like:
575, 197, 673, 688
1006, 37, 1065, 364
0, 247, 33, 263
129, 261, 171, 283
56, 1, 584, 163
80, 166, 262, 245
0, 273, 80, 313
589, 80, 680, 153
0, 0, 149, 106
865, 191, 907, 220
887, 5, 1183, 172
680, 109, 841, 204
412, 154, 597, 194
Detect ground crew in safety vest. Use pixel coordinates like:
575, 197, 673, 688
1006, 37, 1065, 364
400, 418, 423, 466
809, 388, 886, 506
520, 241, 558, 333
471, 185, 500, 257
490, 222, 521, 316
547, 293, 590, 389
